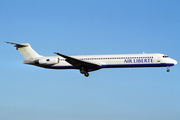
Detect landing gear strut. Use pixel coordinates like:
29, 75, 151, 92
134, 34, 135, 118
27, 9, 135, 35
167, 66, 170, 72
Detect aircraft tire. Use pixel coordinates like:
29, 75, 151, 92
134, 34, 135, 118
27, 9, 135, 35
84, 72, 89, 77
80, 69, 85, 74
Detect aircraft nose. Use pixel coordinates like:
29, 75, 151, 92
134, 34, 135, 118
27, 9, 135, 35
174, 60, 177, 65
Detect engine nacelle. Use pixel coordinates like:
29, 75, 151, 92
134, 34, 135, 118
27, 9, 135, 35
36, 58, 59, 65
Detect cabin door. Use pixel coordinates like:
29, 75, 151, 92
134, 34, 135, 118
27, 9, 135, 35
157, 56, 160, 62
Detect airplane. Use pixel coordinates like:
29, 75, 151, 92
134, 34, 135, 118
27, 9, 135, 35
6, 42, 177, 77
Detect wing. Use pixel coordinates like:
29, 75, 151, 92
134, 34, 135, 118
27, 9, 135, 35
54, 52, 99, 71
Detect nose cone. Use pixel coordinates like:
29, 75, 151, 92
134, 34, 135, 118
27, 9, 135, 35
174, 60, 177, 65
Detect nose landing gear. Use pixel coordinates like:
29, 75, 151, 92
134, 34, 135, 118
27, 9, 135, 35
167, 66, 170, 72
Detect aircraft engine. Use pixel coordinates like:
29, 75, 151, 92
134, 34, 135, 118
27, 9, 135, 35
35, 58, 59, 65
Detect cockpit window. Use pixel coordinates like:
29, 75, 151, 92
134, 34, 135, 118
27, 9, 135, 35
163, 55, 169, 58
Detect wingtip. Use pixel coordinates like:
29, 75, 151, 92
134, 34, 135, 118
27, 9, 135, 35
54, 52, 59, 55
54, 52, 63, 56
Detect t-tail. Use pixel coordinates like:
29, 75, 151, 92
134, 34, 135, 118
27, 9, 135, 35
5, 42, 42, 59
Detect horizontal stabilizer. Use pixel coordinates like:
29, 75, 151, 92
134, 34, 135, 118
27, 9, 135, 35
5, 41, 29, 48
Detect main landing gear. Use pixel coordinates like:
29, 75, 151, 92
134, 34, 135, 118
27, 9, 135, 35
167, 66, 170, 72
84, 72, 89, 77
80, 68, 89, 77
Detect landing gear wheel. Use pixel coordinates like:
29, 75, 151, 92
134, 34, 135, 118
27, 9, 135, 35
84, 72, 89, 77
80, 69, 85, 74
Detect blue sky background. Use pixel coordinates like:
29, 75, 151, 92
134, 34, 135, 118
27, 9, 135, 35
1, 0, 180, 120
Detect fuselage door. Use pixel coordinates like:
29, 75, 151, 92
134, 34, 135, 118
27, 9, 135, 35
157, 56, 161, 62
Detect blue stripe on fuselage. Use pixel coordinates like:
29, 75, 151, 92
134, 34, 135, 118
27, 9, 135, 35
100, 63, 174, 68
47, 63, 174, 69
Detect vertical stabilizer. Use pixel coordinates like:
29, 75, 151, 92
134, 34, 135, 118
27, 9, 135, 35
5, 42, 42, 59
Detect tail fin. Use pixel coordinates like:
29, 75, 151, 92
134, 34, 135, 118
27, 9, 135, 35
5, 42, 42, 59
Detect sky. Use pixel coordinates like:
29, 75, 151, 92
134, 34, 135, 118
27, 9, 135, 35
0, 0, 180, 120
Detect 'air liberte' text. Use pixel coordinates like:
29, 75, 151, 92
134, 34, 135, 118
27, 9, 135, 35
124, 58, 153, 63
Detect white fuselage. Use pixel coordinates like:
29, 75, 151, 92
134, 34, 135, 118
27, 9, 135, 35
6, 42, 177, 77
24, 53, 177, 70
